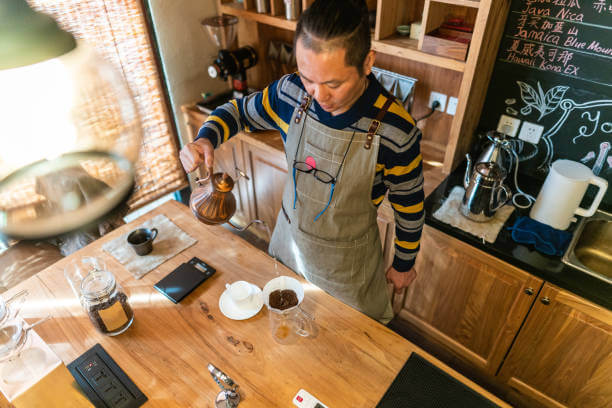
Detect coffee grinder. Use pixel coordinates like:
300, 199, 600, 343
199, 15, 258, 113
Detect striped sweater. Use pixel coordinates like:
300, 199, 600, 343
196, 73, 424, 272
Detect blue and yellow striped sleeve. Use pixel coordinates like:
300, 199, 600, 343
372, 101, 425, 272
196, 74, 298, 146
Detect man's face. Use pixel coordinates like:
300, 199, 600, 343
295, 38, 369, 116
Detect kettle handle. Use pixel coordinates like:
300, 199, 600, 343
195, 166, 214, 185
575, 176, 608, 217
227, 218, 265, 232
491, 184, 512, 212
294, 305, 316, 338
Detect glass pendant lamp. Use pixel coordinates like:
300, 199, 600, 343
0, 0, 142, 239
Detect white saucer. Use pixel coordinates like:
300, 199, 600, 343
219, 284, 263, 320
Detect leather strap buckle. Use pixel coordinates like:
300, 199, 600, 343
365, 120, 380, 150
364, 97, 395, 150
295, 95, 312, 124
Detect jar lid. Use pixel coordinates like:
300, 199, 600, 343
81, 269, 115, 300
212, 172, 234, 192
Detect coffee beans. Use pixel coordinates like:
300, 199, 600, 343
87, 291, 134, 334
269, 289, 298, 310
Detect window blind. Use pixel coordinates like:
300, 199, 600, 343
28, 0, 188, 210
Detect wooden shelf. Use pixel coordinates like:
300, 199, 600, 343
372, 36, 466, 72
220, 2, 464, 72
219, 2, 297, 31
430, 0, 480, 8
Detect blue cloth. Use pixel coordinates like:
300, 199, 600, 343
507, 216, 572, 256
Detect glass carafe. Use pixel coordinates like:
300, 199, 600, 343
0, 316, 50, 362
65, 257, 134, 336
262, 276, 315, 344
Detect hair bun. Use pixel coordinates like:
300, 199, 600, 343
347, 0, 368, 14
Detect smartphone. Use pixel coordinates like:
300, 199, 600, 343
154, 259, 216, 303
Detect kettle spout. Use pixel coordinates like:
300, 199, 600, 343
464, 154, 472, 189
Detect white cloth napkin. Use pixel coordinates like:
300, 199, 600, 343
102, 214, 197, 279
433, 186, 515, 243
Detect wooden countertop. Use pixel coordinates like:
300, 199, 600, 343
1, 199, 510, 406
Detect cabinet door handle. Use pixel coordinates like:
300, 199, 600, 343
524, 287, 534, 296
540, 296, 551, 305
235, 167, 250, 181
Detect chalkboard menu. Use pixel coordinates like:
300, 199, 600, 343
479, 0, 611, 206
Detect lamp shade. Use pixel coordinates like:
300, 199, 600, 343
0, 1, 142, 239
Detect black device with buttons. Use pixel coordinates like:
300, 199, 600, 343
67, 343, 147, 408
153, 257, 216, 304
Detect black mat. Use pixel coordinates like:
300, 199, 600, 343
376, 353, 501, 408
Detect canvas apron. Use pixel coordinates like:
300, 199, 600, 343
269, 97, 394, 324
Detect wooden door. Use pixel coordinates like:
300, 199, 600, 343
397, 225, 543, 375
498, 283, 612, 408
241, 139, 288, 240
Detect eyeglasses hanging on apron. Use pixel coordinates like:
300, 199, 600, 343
291, 112, 356, 221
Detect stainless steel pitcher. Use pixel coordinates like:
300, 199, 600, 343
461, 160, 511, 222
465, 131, 512, 179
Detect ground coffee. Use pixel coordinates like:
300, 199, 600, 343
269, 289, 298, 310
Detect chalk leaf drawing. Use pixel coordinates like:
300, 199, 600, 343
517, 81, 569, 121
506, 107, 519, 115
580, 151, 596, 164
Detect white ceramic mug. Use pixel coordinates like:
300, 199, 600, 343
530, 160, 608, 230
225, 281, 253, 308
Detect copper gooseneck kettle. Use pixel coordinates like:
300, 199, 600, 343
190, 167, 266, 232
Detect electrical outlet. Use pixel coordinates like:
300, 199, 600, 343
446, 96, 458, 115
496, 114, 521, 137
429, 91, 447, 112
518, 121, 544, 144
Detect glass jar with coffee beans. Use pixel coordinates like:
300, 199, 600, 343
80, 268, 134, 336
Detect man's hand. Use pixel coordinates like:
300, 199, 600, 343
386, 266, 417, 294
179, 138, 215, 173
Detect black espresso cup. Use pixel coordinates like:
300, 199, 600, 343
127, 228, 158, 256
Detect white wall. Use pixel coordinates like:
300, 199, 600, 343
146, 0, 228, 147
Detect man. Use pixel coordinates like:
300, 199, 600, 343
180, 0, 424, 324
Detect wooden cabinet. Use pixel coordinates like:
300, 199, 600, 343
498, 284, 612, 408
398, 225, 544, 375
239, 137, 287, 237
395, 225, 612, 407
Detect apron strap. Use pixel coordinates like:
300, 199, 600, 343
365, 97, 394, 150
295, 95, 312, 124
